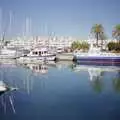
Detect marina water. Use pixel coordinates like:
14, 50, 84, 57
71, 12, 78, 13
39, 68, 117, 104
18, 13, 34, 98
0, 60, 120, 120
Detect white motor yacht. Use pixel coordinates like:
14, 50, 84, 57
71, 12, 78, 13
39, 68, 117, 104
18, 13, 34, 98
17, 47, 56, 63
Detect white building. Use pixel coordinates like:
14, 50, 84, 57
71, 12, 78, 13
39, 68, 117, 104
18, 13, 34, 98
7, 35, 116, 50
7, 36, 75, 49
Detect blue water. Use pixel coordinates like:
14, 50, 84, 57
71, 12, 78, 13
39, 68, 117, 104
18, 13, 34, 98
0, 61, 120, 120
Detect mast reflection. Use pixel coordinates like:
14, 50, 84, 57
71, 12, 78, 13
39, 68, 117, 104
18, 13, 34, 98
0, 81, 18, 114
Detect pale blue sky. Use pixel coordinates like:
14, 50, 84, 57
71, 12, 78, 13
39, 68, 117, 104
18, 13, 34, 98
0, 0, 120, 39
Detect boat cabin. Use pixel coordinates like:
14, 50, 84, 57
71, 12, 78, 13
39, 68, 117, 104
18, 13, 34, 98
28, 47, 48, 57
56, 47, 64, 53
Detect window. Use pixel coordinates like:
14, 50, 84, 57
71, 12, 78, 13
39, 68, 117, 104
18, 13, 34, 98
39, 51, 41, 55
33, 52, 38, 55
44, 51, 47, 54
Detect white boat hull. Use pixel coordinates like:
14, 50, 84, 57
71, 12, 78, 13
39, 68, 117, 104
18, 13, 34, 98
0, 81, 7, 92
17, 56, 56, 63
0, 86, 7, 92
0, 51, 22, 59
0, 55, 18, 59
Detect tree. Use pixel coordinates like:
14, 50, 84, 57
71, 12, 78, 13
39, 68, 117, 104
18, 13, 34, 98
112, 24, 120, 43
100, 34, 107, 47
91, 24, 105, 47
107, 42, 120, 52
71, 41, 89, 51
71, 41, 78, 50
81, 41, 89, 50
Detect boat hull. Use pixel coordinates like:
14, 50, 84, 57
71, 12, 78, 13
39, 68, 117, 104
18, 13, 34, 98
0, 55, 17, 59
0, 48, 22, 59
17, 55, 56, 64
73, 56, 120, 66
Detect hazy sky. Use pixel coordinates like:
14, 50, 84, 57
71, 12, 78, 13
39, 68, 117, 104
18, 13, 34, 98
0, 0, 120, 39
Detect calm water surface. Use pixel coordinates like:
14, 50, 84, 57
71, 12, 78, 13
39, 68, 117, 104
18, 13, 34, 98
0, 61, 120, 120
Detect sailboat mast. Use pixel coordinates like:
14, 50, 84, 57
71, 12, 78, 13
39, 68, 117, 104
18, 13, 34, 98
25, 17, 31, 37
8, 11, 12, 38
0, 8, 2, 41
1, 10, 12, 47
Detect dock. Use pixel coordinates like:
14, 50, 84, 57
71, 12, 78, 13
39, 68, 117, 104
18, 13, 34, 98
56, 53, 73, 61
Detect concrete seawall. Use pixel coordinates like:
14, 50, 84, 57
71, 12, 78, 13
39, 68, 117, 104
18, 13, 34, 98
56, 53, 74, 61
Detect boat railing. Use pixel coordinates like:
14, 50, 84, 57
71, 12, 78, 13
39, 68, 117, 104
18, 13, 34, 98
99, 52, 117, 57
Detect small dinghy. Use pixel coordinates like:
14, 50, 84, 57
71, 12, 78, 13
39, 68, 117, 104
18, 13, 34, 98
0, 81, 18, 96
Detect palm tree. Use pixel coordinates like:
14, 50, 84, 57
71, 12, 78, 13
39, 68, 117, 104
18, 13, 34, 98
112, 24, 120, 43
91, 24, 104, 47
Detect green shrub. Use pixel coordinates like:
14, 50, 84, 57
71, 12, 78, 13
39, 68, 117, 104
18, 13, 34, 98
71, 41, 89, 51
107, 42, 120, 51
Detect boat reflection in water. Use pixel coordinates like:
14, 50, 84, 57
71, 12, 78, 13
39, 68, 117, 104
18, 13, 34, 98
72, 63, 120, 93
0, 59, 120, 95
24, 64, 48, 74
19, 63, 56, 94
113, 71, 120, 92
72, 63, 120, 80
0, 59, 17, 68
21, 61, 57, 74
0, 81, 18, 114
